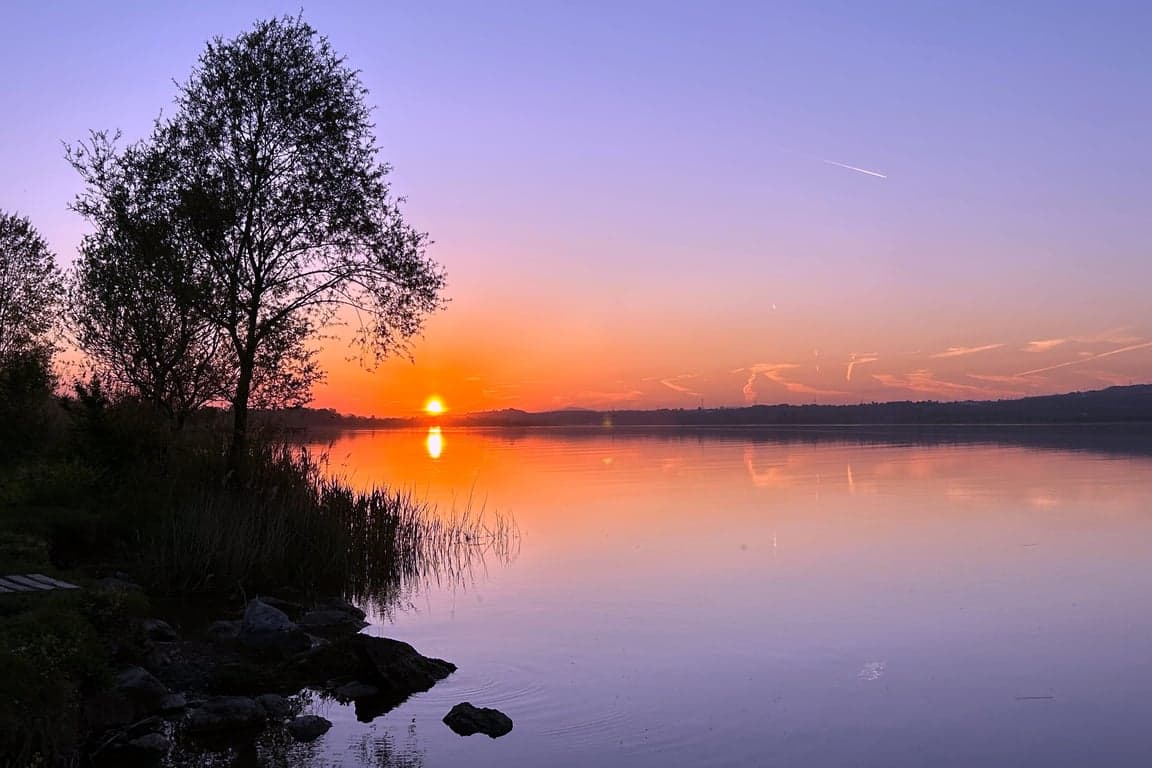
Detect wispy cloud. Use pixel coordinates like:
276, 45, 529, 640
659, 373, 701, 397
734, 363, 846, 402
821, 158, 887, 179
871, 370, 1022, 400
1016, 340, 1152, 377
930, 344, 1003, 359
845, 353, 879, 382
1023, 339, 1066, 353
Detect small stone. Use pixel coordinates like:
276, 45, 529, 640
98, 576, 142, 592
207, 620, 241, 643
255, 693, 293, 719
239, 599, 311, 654
287, 714, 332, 742
298, 609, 367, 633
315, 597, 367, 621
443, 702, 513, 738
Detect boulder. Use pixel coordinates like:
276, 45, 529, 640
356, 635, 456, 696
443, 702, 513, 738
315, 596, 367, 621
238, 599, 311, 655
287, 714, 332, 742
185, 696, 266, 733
298, 609, 367, 635
141, 618, 179, 643
255, 693, 293, 719
116, 666, 170, 718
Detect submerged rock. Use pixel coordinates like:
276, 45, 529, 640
186, 696, 266, 733
443, 702, 513, 738
124, 732, 170, 757
287, 714, 332, 742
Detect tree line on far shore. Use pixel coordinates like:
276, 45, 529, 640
1, 15, 445, 476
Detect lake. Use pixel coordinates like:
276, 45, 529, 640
294, 426, 1152, 767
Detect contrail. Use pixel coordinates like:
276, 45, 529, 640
821, 158, 887, 179
1016, 340, 1152, 377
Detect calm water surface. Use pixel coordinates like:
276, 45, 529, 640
297, 428, 1152, 767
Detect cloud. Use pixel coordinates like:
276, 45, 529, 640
846, 353, 879, 382
930, 344, 1003, 359
659, 373, 701, 397
1023, 339, 1066, 353
1016, 340, 1152, 377
871, 370, 1023, 400
821, 158, 887, 179
734, 363, 846, 402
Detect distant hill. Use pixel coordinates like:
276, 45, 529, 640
450, 385, 1152, 427
253, 385, 1152, 430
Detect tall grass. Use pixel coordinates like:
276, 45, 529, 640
140, 440, 516, 600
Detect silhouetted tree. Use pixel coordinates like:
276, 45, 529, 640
69, 16, 445, 470
0, 211, 62, 359
68, 133, 230, 426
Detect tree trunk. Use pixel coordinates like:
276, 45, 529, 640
227, 360, 255, 483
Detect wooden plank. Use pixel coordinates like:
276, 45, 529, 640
6, 575, 54, 591
27, 574, 80, 590
0, 577, 35, 592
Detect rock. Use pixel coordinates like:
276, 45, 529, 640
443, 702, 513, 738
287, 715, 332, 742
255, 693, 293, 719
207, 620, 241, 644
334, 681, 380, 700
97, 576, 142, 592
125, 732, 170, 756
257, 596, 305, 619
356, 635, 456, 697
185, 696, 266, 733
83, 690, 135, 732
298, 609, 367, 634
116, 666, 170, 717
142, 618, 179, 643
238, 599, 311, 655
315, 596, 367, 621
160, 693, 187, 712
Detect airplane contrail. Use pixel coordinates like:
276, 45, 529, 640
821, 158, 887, 179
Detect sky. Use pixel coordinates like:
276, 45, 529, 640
3, 1, 1151, 416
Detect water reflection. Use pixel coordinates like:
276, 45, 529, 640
425, 426, 444, 459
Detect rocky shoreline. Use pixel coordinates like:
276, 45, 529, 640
86, 587, 510, 763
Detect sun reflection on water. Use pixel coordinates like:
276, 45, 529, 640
425, 426, 444, 459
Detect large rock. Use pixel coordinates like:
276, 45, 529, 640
443, 702, 514, 738
287, 714, 332, 742
116, 666, 171, 718
185, 696, 267, 733
286, 634, 455, 719
298, 609, 367, 636
315, 596, 367, 621
238, 599, 311, 655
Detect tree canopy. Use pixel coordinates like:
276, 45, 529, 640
69, 16, 446, 461
0, 211, 62, 359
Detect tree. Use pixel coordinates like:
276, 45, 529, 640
68, 133, 231, 426
70, 16, 445, 469
0, 212, 62, 359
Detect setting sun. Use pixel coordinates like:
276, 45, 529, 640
424, 397, 445, 415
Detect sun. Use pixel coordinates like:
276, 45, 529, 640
424, 397, 445, 416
